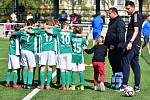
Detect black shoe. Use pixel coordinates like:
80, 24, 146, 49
22, 84, 27, 89
27, 85, 34, 89
134, 86, 140, 92
115, 84, 127, 92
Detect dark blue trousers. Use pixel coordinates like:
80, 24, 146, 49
122, 45, 141, 86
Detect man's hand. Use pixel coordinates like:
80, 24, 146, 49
110, 45, 114, 50
126, 42, 132, 50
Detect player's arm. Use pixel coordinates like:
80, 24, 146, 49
45, 28, 53, 35
21, 26, 34, 34
84, 46, 95, 54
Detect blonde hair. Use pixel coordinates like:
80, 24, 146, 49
95, 36, 104, 45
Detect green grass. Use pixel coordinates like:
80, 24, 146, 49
0, 38, 150, 100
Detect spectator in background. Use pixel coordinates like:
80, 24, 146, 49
92, 11, 104, 45
71, 13, 78, 24
4, 19, 12, 37
59, 10, 67, 24
27, 12, 33, 20
10, 13, 17, 23
141, 15, 150, 54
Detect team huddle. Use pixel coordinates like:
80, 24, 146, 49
6, 17, 88, 90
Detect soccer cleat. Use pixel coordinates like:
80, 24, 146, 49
46, 86, 51, 90
78, 86, 84, 90
100, 83, 105, 91
5, 83, 10, 87
22, 84, 27, 89
13, 84, 21, 88
71, 86, 76, 90
40, 86, 44, 90
59, 87, 66, 90
80, 86, 84, 90
134, 86, 140, 93
27, 85, 34, 89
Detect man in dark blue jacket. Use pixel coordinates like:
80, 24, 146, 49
104, 7, 126, 89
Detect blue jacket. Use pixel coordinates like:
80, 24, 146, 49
142, 21, 150, 36
92, 16, 104, 37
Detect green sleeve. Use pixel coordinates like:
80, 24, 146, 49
15, 30, 26, 36
82, 38, 87, 46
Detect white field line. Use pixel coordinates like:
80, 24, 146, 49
0, 58, 7, 60
22, 70, 57, 100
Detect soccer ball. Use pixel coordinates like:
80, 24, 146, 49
124, 86, 135, 97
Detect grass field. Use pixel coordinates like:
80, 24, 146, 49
0, 38, 150, 100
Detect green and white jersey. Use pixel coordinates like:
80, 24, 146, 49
34, 28, 56, 52
54, 28, 76, 54
9, 35, 20, 55
71, 37, 87, 63
16, 30, 35, 52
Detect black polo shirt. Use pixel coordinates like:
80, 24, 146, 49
126, 11, 143, 46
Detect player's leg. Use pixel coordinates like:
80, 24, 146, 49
65, 54, 72, 90
59, 54, 66, 90
6, 55, 13, 87
71, 63, 77, 90
5, 69, 12, 87
11, 55, 21, 88
46, 51, 56, 90
26, 51, 36, 89
39, 51, 47, 90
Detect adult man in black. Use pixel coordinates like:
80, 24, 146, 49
105, 7, 126, 77
120, 1, 142, 92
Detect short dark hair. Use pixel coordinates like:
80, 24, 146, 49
109, 7, 118, 15
125, 1, 135, 7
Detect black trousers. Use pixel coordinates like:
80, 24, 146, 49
122, 45, 141, 86
108, 48, 123, 74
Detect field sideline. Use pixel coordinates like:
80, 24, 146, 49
0, 38, 150, 100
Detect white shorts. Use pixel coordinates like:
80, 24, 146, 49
8, 55, 20, 70
59, 54, 72, 70
72, 63, 85, 71
56, 54, 61, 69
35, 53, 41, 64
21, 50, 36, 68
40, 51, 56, 66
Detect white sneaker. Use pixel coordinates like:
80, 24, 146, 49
94, 86, 98, 90
100, 82, 105, 91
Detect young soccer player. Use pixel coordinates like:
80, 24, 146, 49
46, 22, 79, 90
5, 25, 21, 88
71, 26, 87, 90
36, 18, 57, 90
83, 36, 107, 91
18, 19, 36, 89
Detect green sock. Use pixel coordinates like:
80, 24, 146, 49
6, 70, 11, 84
40, 71, 45, 86
72, 71, 76, 86
61, 72, 65, 88
23, 68, 28, 84
46, 71, 52, 86
13, 71, 18, 84
65, 71, 70, 87
79, 71, 84, 86
27, 71, 33, 85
